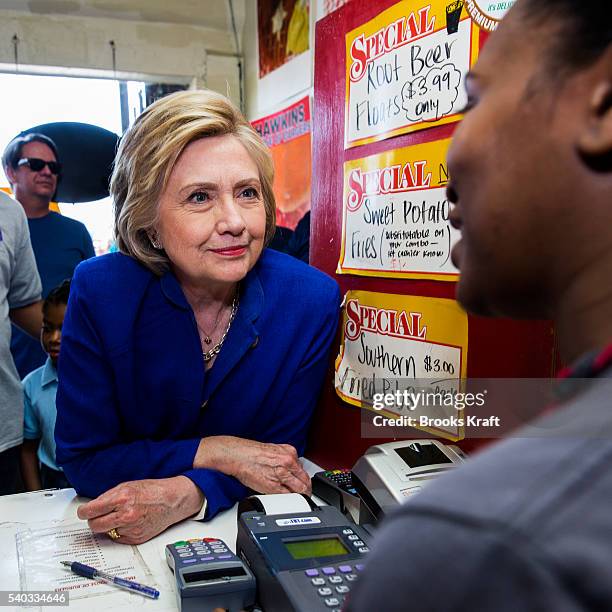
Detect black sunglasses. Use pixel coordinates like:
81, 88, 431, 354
17, 157, 62, 175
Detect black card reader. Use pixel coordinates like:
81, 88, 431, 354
165, 537, 256, 612
237, 495, 371, 612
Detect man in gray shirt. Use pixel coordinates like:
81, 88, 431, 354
0, 190, 42, 494
348, 1, 612, 610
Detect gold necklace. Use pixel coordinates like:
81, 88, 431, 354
197, 294, 239, 362
197, 307, 224, 345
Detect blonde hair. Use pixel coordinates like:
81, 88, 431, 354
111, 89, 276, 276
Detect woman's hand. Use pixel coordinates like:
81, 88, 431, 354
77, 476, 204, 544
194, 436, 311, 495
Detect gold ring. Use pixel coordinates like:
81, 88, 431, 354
107, 528, 121, 540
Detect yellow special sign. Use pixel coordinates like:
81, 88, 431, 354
338, 137, 459, 281
335, 290, 469, 440
345, 0, 480, 148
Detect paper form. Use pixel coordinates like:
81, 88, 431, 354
16, 522, 157, 600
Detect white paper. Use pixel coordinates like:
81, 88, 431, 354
16, 522, 157, 600
253, 493, 312, 516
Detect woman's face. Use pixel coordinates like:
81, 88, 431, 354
156, 134, 267, 289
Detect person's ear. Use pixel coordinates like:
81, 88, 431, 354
578, 52, 612, 169
4, 164, 17, 186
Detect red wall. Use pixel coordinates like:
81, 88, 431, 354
306, 0, 556, 468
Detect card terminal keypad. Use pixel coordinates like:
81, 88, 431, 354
169, 537, 232, 569
319, 469, 358, 495
290, 561, 364, 610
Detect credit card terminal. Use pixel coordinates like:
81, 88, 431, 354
165, 537, 256, 612
237, 497, 371, 612
352, 440, 466, 521
314, 440, 466, 527
311, 469, 370, 525
313, 469, 358, 500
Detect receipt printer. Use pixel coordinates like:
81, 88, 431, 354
237, 494, 371, 612
352, 439, 466, 521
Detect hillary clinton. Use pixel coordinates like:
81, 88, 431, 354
55, 90, 340, 544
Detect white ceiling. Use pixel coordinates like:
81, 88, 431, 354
0, 0, 245, 32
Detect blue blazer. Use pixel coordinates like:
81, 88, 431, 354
55, 249, 340, 518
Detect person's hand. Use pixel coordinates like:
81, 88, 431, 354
77, 476, 204, 544
194, 436, 311, 496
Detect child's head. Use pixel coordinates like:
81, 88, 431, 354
42, 279, 71, 367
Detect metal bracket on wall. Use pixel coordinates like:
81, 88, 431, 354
12, 34, 19, 72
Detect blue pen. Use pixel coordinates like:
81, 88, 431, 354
60, 561, 160, 599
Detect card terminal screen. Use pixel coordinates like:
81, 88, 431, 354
395, 444, 452, 468
284, 537, 349, 560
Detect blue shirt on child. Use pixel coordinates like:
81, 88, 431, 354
23, 357, 62, 472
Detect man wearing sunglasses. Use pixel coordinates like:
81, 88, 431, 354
2, 133, 95, 378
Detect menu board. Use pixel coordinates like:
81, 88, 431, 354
338, 138, 459, 281
335, 290, 469, 439
335, 290, 468, 398
345, 0, 479, 147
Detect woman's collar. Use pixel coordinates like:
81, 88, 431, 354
160, 263, 263, 324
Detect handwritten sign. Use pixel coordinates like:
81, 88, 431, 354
335, 290, 468, 439
345, 0, 479, 148
338, 138, 459, 281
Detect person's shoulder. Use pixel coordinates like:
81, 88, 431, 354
257, 248, 339, 302
75, 251, 147, 274
390, 435, 554, 524
22, 363, 46, 394
47, 211, 90, 234
388, 387, 612, 534
0, 191, 26, 223
0, 190, 18, 208
72, 252, 153, 296
69, 253, 159, 341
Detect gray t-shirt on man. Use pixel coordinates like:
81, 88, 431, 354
0, 191, 41, 453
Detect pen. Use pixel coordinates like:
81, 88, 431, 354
60, 560, 160, 599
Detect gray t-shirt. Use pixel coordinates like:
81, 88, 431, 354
0, 191, 41, 453
347, 374, 612, 611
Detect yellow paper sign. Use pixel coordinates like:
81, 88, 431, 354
345, 0, 479, 148
338, 138, 459, 281
335, 290, 468, 440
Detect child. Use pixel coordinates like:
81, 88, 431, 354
20, 279, 71, 490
